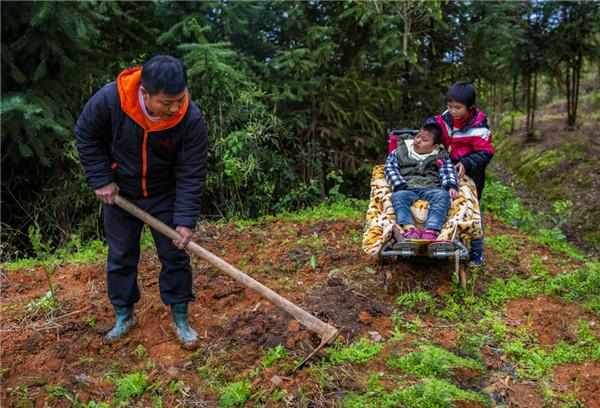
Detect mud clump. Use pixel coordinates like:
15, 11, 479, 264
221, 277, 393, 352
304, 277, 392, 340
506, 383, 544, 408
223, 308, 319, 353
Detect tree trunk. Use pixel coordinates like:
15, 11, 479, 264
567, 51, 582, 129
510, 74, 518, 133
566, 63, 572, 128
531, 71, 538, 137
525, 71, 532, 138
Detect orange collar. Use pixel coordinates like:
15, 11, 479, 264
117, 67, 189, 132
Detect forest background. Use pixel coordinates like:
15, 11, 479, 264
2, 0, 599, 260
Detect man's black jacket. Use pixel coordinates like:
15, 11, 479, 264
75, 67, 208, 228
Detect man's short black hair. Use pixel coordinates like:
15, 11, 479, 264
447, 82, 476, 107
141, 55, 187, 95
422, 124, 442, 145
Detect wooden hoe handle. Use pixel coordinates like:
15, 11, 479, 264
114, 195, 338, 347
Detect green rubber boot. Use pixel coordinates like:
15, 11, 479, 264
103, 305, 135, 344
171, 303, 199, 350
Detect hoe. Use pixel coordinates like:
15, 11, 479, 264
114, 195, 338, 368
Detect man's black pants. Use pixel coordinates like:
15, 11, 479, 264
103, 192, 194, 306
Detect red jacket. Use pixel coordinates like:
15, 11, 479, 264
434, 108, 495, 163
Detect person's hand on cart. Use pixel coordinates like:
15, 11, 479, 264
449, 188, 459, 200
454, 162, 465, 179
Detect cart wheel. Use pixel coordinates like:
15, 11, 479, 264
458, 263, 468, 290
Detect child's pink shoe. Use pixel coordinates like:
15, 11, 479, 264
420, 229, 439, 241
403, 229, 422, 240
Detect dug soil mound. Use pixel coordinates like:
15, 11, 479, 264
553, 362, 600, 408
505, 295, 600, 346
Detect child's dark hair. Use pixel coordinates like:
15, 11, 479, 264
422, 124, 442, 145
447, 82, 476, 107
141, 55, 187, 95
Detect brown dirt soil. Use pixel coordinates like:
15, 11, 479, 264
454, 400, 487, 408
506, 383, 544, 408
553, 362, 600, 408
0, 213, 593, 406
0, 219, 399, 406
505, 295, 600, 346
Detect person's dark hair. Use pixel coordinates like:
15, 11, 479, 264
141, 55, 187, 95
422, 124, 442, 145
447, 82, 476, 107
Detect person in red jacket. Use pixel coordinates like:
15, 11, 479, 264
75, 55, 208, 348
434, 82, 494, 266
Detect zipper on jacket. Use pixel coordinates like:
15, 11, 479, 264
141, 130, 149, 197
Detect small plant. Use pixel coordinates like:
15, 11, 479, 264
218, 380, 252, 408
152, 395, 163, 408
26, 290, 59, 317
392, 314, 424, 333
85, 315, 97, 328
548, 261, 600, 313
485, 276, 543, 305
529, 255, 549, 276
391, 378, 487, 408
551, 199, 572, 227
396, 290, 436, 314
167, 379, 186, 396
132, 344, 148, 360
28, 225, 53, 259
502, 337, 597, 379
8, 385, 31, 408
328, 338, 383, 364
269, 388, 287, 402
197, 360, 228, 389
488, 234, 519, 261
84, 401, 110, 408
343, 378, 487, 408
387, 345, 483, 379
46, 385, 78, 404
261, 345, 287, 368
114, 372, 148, 402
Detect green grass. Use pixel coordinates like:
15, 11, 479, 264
548, 261, 600, 314
484, 276, 544, 306
327, 338, 383, 364
3, 227, 155, 271
114, 372, 148, 402
232, 198, 366, 229
487, 234, 519, 261
218, 380, 252, 408
261, 345, 287, 368
503, 339, 597, 380
396, 290, 436, 314
482, 179, 586, 261
388, 345, 483, 379
344, 378, 487, 408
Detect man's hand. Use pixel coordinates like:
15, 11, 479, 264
449, 188, 459, 200
95, 182, 119, 204
173, 226, 193, 249
455, 162, 465, 179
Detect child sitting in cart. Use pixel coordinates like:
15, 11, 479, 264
384, 119, 459, 243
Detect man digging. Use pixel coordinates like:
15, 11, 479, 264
75, 55, 208, 349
